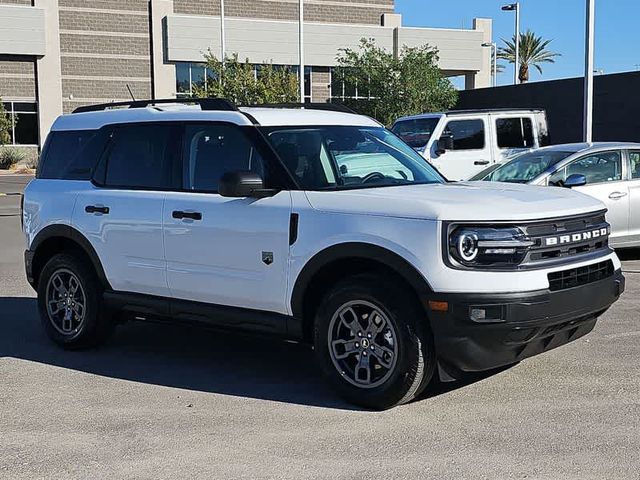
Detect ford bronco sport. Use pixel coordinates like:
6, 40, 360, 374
23, 99, 624, 410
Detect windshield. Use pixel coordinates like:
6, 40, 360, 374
391, 118, 440, 149
263, 126, 445, 190
484, 150, 575, 183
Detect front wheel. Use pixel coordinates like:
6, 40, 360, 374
314, 274, 435, 410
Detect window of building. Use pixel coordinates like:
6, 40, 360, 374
175, 63, 212, 97
103, 124, 180, 189
496, 117, 534, 148
442, 119, 485, 150
329, 67, 373, 101
182, 124, 265, 192
2, 101, 38, 146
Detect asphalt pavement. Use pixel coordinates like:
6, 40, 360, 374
1, 178, 639, 479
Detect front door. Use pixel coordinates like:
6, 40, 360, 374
430, 117, 490, 180
549, 150, 629, 244
163, 123, 292, 314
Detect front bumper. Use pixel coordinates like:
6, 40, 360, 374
429, 268, 625, 377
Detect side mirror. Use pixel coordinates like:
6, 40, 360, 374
563, 173, 587, 188
218, 170, 277, 198
436, 134, 454, 155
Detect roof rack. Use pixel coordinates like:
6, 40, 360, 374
72, 98, 238, 114
242, 103, 357, 114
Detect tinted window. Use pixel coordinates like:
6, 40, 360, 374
264, 126, 444, 190
496, 117, 534, 148
629, 151, 640, 179
443, 119, 485, 150
549, 151, 623, 186
391, 118, 440, 148
103, 124, 179, 189
486, 150, 574, 183
182, 124, 265, 192
38, 130, 107, 180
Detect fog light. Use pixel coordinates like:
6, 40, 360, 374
470, 305, 505, 323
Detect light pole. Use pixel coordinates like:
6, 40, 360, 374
482, 42, 497, 87
584, 0, 595, 143
501, 3, 520, 85
220, 0, 226, 62
299, 0, 305, 103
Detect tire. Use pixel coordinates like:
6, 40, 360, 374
37, 252, 113, 349
314, 273, 436, 410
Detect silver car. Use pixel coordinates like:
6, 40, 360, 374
473, 142, 640, 248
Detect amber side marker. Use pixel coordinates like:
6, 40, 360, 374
428, 300, 449, 312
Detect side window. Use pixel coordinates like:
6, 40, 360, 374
38, 129, 108, 180
103, 123, 179, 189
496, 117, 534, 148
182, 124, 265, 192
442, 119, 485, 150
551, 151, 623, 186
629, 151, 640, 179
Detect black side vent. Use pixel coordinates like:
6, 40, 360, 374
548, 260, 614, 292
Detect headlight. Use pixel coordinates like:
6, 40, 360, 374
447, 225, 534, 268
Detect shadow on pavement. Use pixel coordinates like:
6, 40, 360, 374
0, 296, 506, 410
616, 248, 640, 262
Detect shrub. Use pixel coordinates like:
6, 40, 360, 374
0, 148, 26, 169
26, 154, 39, 170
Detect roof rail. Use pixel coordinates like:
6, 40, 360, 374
242, 102, 357, 114
72, 98, 238, 114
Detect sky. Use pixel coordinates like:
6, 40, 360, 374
395, 0, 640, 87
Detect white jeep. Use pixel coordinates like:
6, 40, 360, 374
23, 99, 624, 409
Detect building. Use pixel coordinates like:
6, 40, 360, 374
0, 0, 492, 149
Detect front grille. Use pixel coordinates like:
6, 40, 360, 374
547, 260, 614, 291
521, 212, 610, 266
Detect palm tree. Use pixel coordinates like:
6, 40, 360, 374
498, 30, 561, 83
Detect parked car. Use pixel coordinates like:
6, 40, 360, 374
392, 109, 549, 181
474, 142, 640, 248
23, 100, 624, 409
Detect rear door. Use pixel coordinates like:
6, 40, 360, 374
430, 116, 490, 180
73, 122, 181, 297
548, 150, 629, 245
624, 150, 640, 245
163, 123, 292, 315
490, 114, 537, 163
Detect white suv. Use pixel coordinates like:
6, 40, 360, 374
23, 99, 624, 410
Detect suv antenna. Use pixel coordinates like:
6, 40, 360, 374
126, 84, 136, 101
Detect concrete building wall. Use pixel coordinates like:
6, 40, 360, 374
173, 0, 394, 25
0, 4, 46, 56
57, 0, 153, 113
0, 56, 37, 99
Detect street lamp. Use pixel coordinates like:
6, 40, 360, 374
501, 3, 520, 85
482, 42, 497, 87
220, 0, 226, 62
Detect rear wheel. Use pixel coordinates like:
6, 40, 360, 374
37, 253, 113, 349
314, 274, 435, 410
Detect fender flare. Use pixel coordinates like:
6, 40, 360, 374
290, 242, 433, 319
29, 224, 111, 289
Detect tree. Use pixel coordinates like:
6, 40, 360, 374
0, 98, 12, 145
191, 51, 299, 104
334, 39, 458, 126
497, 30, 561, 83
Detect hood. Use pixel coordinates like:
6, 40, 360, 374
304, 182, 605, 222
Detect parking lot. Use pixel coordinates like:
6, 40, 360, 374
1, 177, 639, 479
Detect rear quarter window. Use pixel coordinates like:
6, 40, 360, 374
38, 129, 109, 180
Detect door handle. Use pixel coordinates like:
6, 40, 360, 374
608, 191, 628, 200
474, 160, 490, 165
85, 205, 109, 215
172, 210, 202, 221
